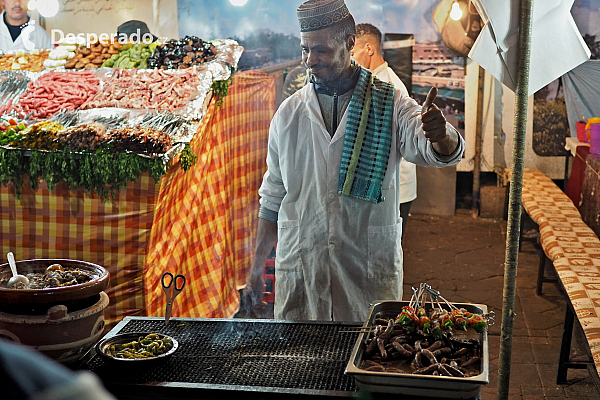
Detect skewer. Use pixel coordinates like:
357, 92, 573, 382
421, 283, 459, 312
409, 286, 418, 309
344, 283, 493, 337
337, 326, 377, 333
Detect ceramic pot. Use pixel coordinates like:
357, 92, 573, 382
0, 259, 109, 304
0, 291, 109, 364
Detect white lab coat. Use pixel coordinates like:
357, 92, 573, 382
372, 62, 417, 203
259, 81, 465, 322
0, 12, 52, 52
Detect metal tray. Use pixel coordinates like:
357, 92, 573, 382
345, 300, 489, 399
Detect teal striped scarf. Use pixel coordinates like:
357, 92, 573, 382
338, 67, 395, 204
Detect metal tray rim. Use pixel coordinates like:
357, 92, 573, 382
345, 300, 490, 391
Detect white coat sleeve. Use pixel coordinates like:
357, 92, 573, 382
258, 114, 286, 213
394, 91, 465, 167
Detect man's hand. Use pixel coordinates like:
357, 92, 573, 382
240, 218, 277, 317
421, 87, 458, 155
241, 264, 267, 315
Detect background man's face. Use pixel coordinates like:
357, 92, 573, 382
351, 37, 370, 69
301, 27, 351, 84
2, 0, 28, 24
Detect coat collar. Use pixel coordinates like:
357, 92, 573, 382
309, 62, 361, 97
0, 10, 32, 39
371, 61, 389, 77
0, 11, 10, 38
301, 83, 326, 131
298, 83, 349, 144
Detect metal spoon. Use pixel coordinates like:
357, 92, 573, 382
7, 252, 29, 288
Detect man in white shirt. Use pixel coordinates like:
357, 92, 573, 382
243, 0, 465, 322
351, 23, 417, 240
0, 0, 52, 52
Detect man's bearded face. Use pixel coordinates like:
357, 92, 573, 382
301, 28, 351, 84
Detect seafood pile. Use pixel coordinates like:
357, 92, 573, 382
136, 111, 194, 143
49, 110, 81, 128
358, 284, 492, 377
17, 121, 64, 150
0, 111, 179, 154
360, 311, 483, 377
57, 122, 108, 150
148, 36, 216, 70
2, 71, 100, 120
81, 68, 201, 111
0, 263, 93, 289
91, 114, 128, 130
54, 122, 172, 154
0, 73, 30, 109
108, 126, 172, 154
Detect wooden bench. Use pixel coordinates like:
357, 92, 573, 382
520, 168, 600, 388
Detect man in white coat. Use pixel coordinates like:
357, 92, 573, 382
0, 0, 52, 52
351, 23, 417, 240
243, 0, 465, 322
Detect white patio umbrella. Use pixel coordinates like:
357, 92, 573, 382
467, 1, 590, 398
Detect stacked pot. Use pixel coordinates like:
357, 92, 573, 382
0, 259, 109, 364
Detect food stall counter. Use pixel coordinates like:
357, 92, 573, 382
0, 70, 275, 329
79, 316, 482, 400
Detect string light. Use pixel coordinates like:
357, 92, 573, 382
450, 1, 463, 21
37, 0, 59, 17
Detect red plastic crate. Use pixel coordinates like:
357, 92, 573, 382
263, 245, 276, 304
263, 274, 275, 304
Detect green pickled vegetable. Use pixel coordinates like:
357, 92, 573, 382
107, 334, 174, 359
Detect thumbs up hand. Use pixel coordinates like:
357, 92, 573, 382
421, 87, 448, 143
420, 87, 459, 155
421, 86, 438, 112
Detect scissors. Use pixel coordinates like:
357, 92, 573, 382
161, 272, 186, 325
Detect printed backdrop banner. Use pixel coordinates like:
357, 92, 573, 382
144, 71, 275, 319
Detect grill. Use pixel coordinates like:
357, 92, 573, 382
83, 317, 361, 397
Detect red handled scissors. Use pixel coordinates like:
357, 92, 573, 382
161, 272, 185, 325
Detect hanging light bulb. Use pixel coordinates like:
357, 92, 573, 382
450, 1, 463, 21
37, 0, 59, 18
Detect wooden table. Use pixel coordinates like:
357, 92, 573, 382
565, 137, 590, 157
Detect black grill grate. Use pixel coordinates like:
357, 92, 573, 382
86, 318, 360, 393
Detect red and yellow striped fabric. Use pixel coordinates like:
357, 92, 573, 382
0, 174, 160, 328
143, 71, 275, 319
